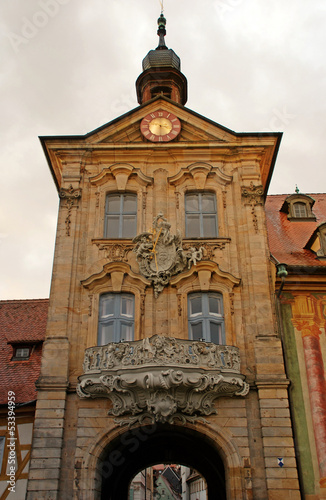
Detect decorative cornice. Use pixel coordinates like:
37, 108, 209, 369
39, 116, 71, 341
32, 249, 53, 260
170, 260, 241, 289
89, 163, 153, 187
183, 238, 230, 260
81, 261, 149, 291
77, 335, 249, 425
168, 162, 232, 187
92, 239, 134, 262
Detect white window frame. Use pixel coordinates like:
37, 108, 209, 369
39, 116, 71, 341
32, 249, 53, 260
104, 193, 137, 238
188, 292, 225, 344
98, 293, 134, 345
15, 347, 30, 359
185, 192, 218, 238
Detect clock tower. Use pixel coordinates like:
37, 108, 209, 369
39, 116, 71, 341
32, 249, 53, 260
26, 12, 302, 500
136, 13, 187, 105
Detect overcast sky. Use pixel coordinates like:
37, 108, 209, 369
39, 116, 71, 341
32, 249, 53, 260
1, 0, 326, 300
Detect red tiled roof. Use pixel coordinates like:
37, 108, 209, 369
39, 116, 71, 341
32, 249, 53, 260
0, 299, 48, 405
265, 194, 326, 267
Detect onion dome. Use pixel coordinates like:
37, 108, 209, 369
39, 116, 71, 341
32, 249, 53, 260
136, 14, 187, 105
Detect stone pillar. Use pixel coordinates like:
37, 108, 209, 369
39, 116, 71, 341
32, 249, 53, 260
27, 182, 81, 499
255, 336, 300, 499
292, 295, 326, 489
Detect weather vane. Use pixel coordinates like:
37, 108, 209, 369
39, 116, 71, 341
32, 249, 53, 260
158, 0, 164, 14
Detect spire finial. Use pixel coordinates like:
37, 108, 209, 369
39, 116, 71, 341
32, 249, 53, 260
295, 185, 300, 194
159, 0, 164, 14
157, 7, 167, 49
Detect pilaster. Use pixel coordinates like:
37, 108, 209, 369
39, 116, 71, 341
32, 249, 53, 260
292, 295, 326, 490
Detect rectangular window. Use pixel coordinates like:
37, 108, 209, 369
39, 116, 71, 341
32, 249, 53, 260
293, 202, 307, 218
188, 293, 225, 344
104, 194, 137, 238
14, 347, 30, 359
185, 193, 218, 237
98, 294, 134, 345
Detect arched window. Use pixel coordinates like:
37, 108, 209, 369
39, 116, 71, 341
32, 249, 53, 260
293, 202, 307, 218
104, 193, 137, 238
185, 193, 218, 237
188, 293, 225, 344
98, 293, 134, 345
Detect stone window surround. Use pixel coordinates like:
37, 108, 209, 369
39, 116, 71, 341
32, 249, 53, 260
188, 292, 225, 344
185, 191, 219, 238
82, 262, 240, 349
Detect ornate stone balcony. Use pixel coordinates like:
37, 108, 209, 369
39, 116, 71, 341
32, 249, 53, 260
77, 335, 249, 425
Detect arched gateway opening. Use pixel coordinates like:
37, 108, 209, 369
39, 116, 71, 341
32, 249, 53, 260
99, 424, 226, 500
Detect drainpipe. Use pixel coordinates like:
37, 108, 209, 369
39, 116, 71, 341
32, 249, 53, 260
276, 262, 288, 298
273, 258, 304, 499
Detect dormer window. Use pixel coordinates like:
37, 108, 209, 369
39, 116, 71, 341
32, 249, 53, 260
12, 346, 31, 360
280, 193, 316, 221
306, 222, 326, 259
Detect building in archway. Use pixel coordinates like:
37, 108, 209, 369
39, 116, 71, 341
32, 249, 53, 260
25, 12, 305, 500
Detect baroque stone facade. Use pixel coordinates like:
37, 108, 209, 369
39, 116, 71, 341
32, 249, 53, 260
25, 14, 304, 500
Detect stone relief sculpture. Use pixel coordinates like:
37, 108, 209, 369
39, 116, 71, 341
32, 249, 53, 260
133, 213, 204, 297
77, 335, 249, 425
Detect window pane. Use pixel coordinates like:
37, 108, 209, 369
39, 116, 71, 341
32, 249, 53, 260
203, 215, 217, 237
186, 214, 200, 237
190, 296, 202, 316
191, 322, 203, 341
98, 322, 114, 345
294, 202, 307, 217
121, 296, 133, 317
122, 215, 137, 238
120, 322, 133, 342
100, 296, 114, 319
210, 322, 222, 344
107, 195, 121, 213
105, 215, 120, 238
186, 194, 199, 212
209, 296, 222, 316
201, 194, 215, 213
123, 195, 137, 213
16, 348, 30, 358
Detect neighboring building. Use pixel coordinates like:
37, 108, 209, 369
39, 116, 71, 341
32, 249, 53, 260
155, 474, 181, 500
181, 467, 207, 500
266, 192, 326, 499
129, 468, 154, 500
23, 12, 304, 500
152, 465, 182, 499
0, 299, 47, 500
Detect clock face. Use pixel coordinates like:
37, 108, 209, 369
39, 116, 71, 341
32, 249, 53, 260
140, 110, 181, 142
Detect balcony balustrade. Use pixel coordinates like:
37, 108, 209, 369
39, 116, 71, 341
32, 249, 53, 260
77, 335, 249, 424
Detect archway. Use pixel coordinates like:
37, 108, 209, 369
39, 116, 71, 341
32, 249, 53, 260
99, 424, 226, 500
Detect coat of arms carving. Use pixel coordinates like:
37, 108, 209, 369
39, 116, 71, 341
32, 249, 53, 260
133, 213, 203, 297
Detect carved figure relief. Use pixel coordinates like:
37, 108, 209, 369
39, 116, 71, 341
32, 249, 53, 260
133, 213, 204, 297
